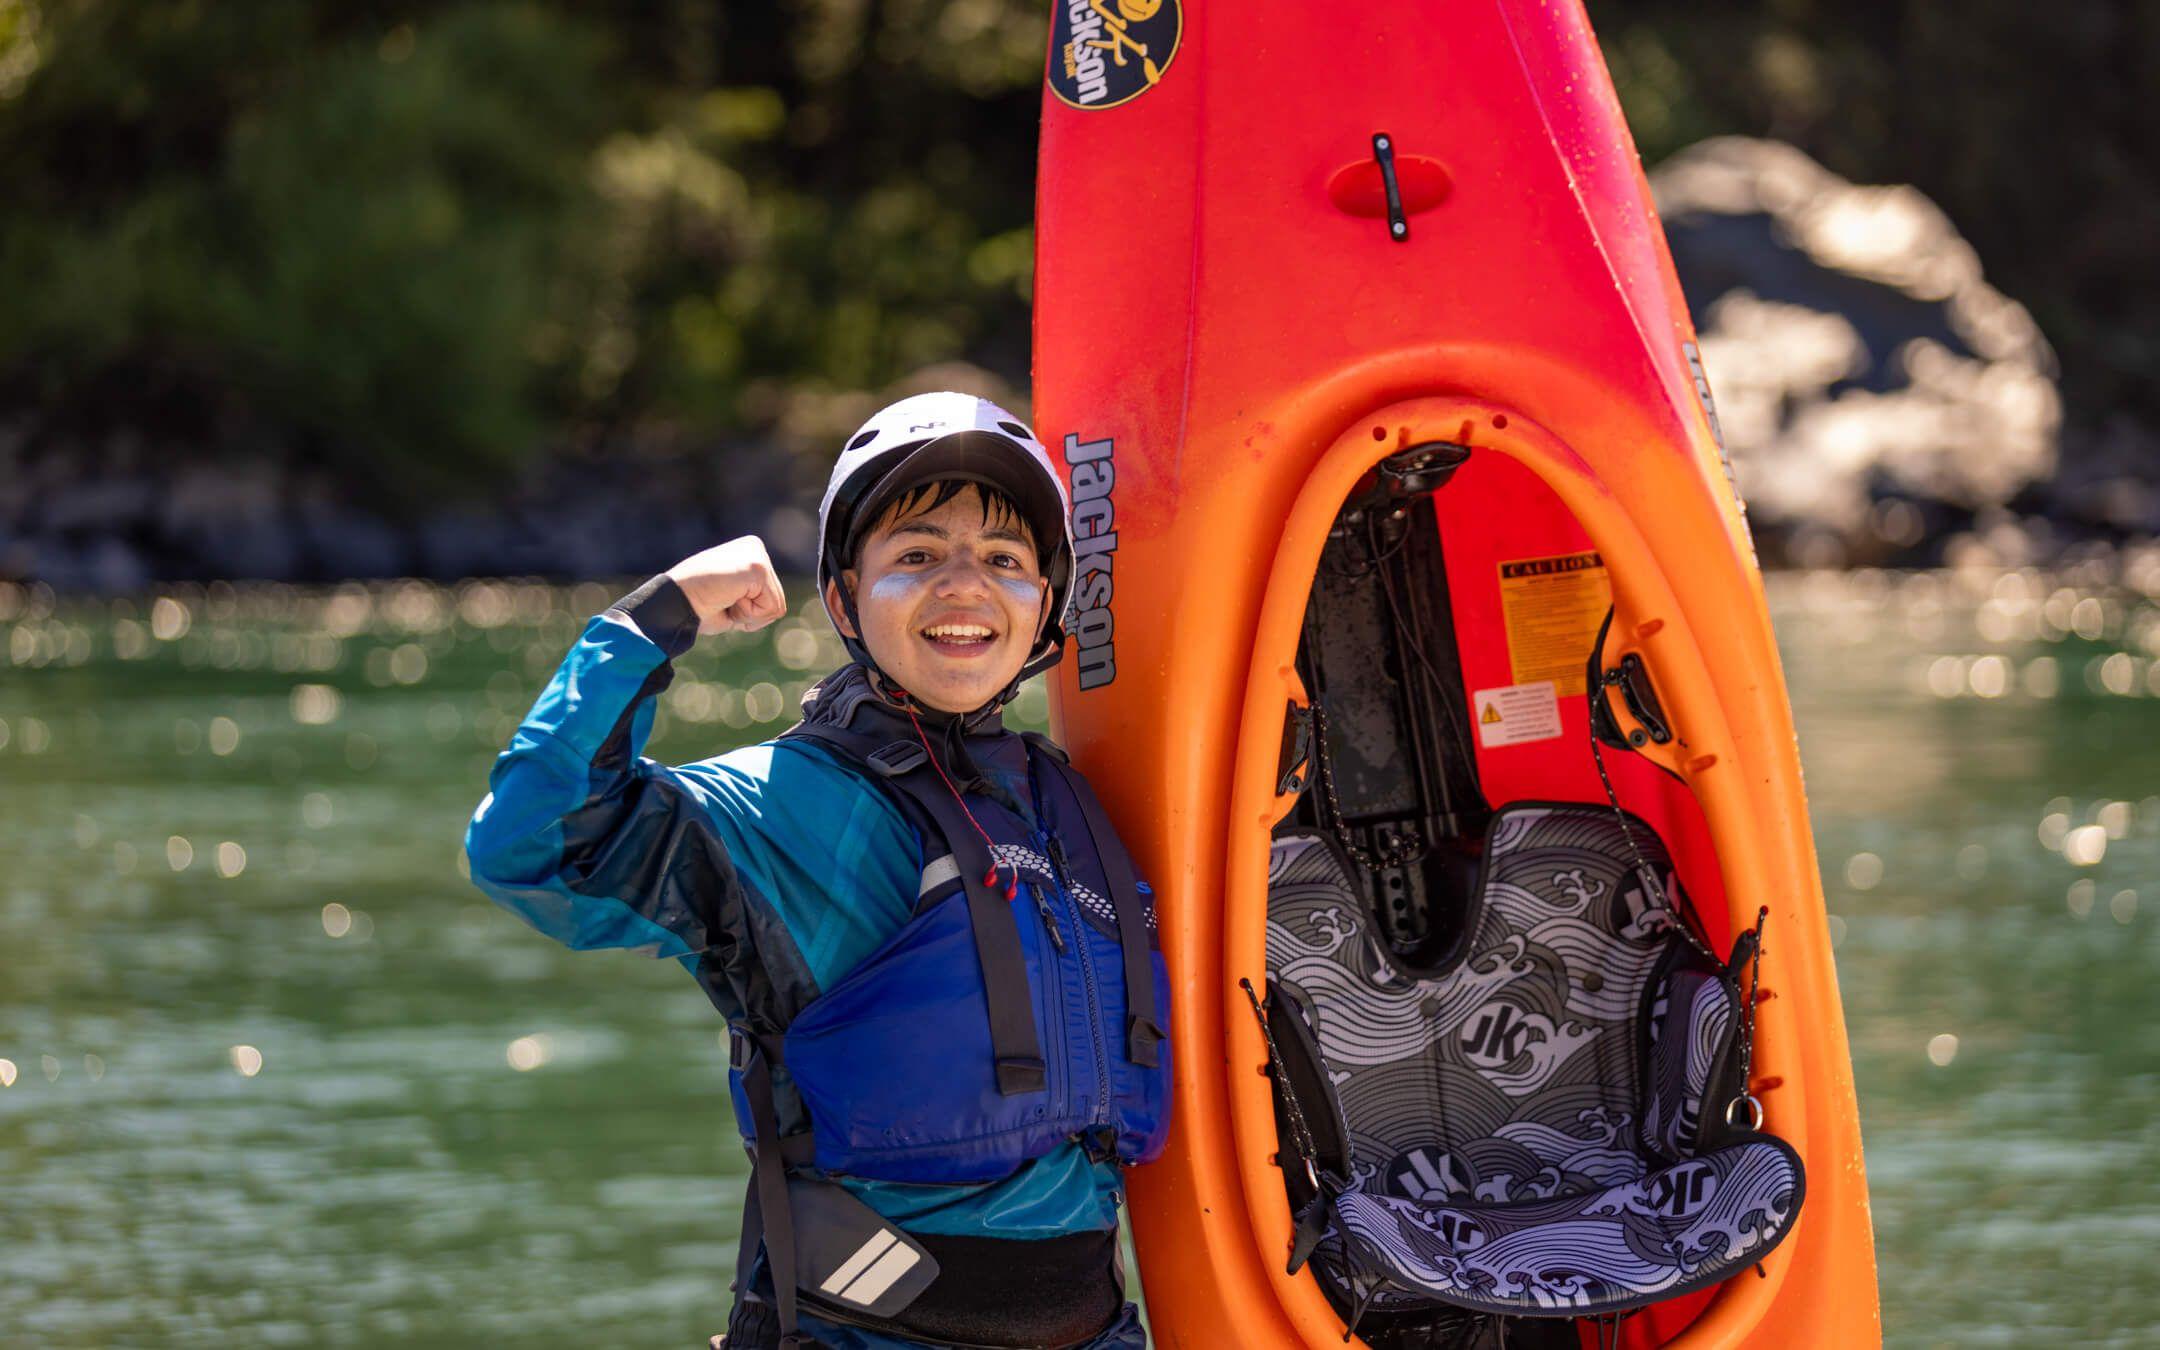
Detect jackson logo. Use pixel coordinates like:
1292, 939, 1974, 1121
1066, 433, 1117, 690
1674, 1096, 1705, 1143
1047, 0, 1181, 109
1618, 866, 1683, 942
1681, 341, 1727, 458
1684, 338, 1758, 556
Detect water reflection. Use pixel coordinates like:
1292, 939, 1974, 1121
1777, 564, 2160, 1345
0, 570, 2151, 1346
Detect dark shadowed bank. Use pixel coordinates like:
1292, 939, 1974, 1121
0, 2, 2153, 586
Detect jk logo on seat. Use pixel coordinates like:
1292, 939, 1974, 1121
1639, 1161, 1717, 1219
1461, 1002, 1541, 1066
1387, 1148, 1472, 1202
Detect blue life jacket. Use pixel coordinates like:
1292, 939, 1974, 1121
723, 666, 1171, 1348
729, 667, 1171, 1184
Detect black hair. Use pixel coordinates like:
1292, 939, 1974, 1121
852, 478, 1039, 567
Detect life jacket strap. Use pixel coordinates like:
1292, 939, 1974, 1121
731, 1027, 804, 1347
1028, 737, 1162, 1069
782, 719, 1049, 1098
908, 780, 1051, 1095
864, 739, 928, 778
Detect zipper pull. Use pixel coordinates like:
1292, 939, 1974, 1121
1037, 837, 1070, 951
1034, 884, 1066, 952
1047, 834, 1074, 885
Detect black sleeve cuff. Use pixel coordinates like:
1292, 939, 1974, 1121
610, 575, 699, 658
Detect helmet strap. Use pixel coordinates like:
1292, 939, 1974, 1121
825, 570, 894, 695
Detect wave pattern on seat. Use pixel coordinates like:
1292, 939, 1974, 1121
1334, 1137, 1803, 1314
1264, 805, 1804, 1317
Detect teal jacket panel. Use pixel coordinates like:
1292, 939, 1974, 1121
464, 608, 1120, 1239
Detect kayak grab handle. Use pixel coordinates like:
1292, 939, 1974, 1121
1373, 133, 1409, 240
1329, 135, 1450, 239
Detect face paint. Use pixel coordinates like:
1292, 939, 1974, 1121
843, 486, 1049, 713
992, 575, 1046, 606
867, 572, 931, 605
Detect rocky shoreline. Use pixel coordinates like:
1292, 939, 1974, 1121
0, 436, 820, 592
1653, 139, 2159, 571
7, 413, 2154, 594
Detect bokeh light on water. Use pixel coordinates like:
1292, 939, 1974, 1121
1779, 558, 2160, 1347
1, 567, 2155, 1346
0, 576, 1045, 1348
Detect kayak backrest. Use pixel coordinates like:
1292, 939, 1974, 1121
1267, 804, 1696, 1187
1262, 800, 1787, 1323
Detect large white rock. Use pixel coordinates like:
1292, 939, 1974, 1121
1652, 137, 2060, 564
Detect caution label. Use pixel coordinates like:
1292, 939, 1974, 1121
1498, 551, 1610, 696
1473, 682, 1563, 749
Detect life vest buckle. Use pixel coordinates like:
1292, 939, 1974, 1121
866, 740, 929, 777
1127, 1016, 1164, 1068
996, 1055, 1047, 1095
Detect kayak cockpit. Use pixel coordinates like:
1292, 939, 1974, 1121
1256, 440, 1805, 1346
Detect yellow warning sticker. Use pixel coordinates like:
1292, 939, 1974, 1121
1497, 551, 1610, 696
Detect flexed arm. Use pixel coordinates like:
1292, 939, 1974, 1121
463, 539, 785, 962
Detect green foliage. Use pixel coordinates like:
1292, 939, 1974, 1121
0, 0, 1047, 502
580, 0, 1045, 438
0, 3, 617, 498
0, 0, 2150, 504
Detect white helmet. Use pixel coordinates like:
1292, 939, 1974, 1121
816, 391, 1075, 702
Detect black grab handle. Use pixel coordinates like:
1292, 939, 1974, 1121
1373, 132, 1408, 242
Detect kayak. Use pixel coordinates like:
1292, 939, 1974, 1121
1033, 1, 1880, 1347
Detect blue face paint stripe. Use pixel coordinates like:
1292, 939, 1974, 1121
865, 572, 928, 604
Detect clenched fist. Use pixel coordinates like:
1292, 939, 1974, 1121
667, 537, 788, 636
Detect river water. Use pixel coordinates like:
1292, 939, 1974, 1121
2, 568, 2156, 1348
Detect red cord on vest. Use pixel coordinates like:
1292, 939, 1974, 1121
905, 707, 1019, 901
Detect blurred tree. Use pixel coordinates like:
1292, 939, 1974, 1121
0, 3, 619, 500
0, 0, 2151, 509
0, 0, 1046, 504
582, 0, 1044, 446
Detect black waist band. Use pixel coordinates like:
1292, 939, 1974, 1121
804, 1226, 1120, 1350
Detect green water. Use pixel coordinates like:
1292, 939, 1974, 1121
2, 570, 2156, 1348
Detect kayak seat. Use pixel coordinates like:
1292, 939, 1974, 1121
1262, 803, 1804, 1325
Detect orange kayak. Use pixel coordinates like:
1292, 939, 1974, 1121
1033, 1, 1879, 1346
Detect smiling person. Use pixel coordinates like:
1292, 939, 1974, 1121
465, 393, 1170, 1350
